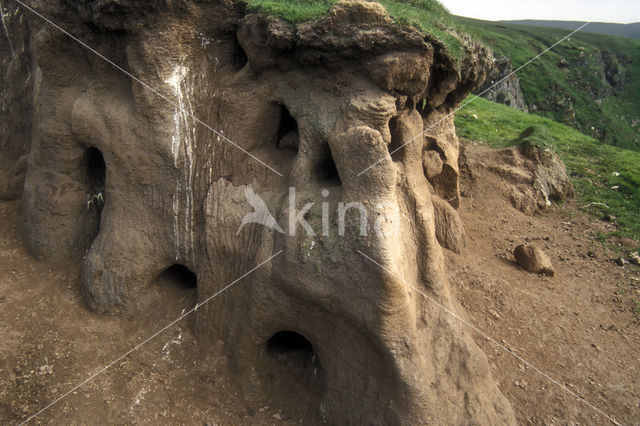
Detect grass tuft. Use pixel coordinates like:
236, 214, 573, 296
516, 125, 557, 154
244, 0, 336, 23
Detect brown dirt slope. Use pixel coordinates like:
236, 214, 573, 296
450, 140, 640, 424
0, 200, 316, 424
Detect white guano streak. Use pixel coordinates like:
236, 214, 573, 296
0, 2, 14, 55
165, 65, 196, 263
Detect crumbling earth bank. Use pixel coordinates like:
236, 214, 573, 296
6, 0, 517, 423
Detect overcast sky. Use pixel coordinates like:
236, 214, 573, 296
439, 0, 640, 24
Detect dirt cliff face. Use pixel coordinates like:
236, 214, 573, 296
9, 0, 515, 423
475, 56, 529, 112
0, 1, 33, 200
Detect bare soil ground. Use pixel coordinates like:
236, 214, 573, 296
1, 141, 639, 425
0, 198, 312, 425
451, 141, 640, 425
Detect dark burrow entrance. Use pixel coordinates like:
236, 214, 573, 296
267, 330, 314, 354
263, 330, 325, 414
232, 35, 248, 71
85, 147, 106, 199
83, 147, 106, 248
387, 116, 406, 162
147, 264, 198, 320
276, 104, 299, 151
156, 264, 198, 290
316, 144, 341, 186
274, 104, 340, 186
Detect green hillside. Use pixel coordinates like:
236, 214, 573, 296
456, 96, 640, 244
458, 17, 640, 151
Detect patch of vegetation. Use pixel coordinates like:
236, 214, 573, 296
455, 96, 640, 243
244, 0, 465, 59
633, 298, 640, 318
515, 125, 556, 154
244, 0, 335, 23
457, 17, 640, 151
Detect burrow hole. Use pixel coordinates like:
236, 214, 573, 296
147, 264, 197, 319
85, 147, 106, 206
275, 104, 340, 185
276, 104, 299, 151
232, 36, 249, 71
387, 116, 405, 162
266, 330, 324, 391
84, 147, 106, 246
267, 330, 313, 354
156, 264, 198, 290
316, 143, 341, 185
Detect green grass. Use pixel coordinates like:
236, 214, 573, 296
515, 124, 557, 154
244, 0, 465, 60
457, 17, 640, 151
244, 0, 335, 22
455, 96, 640, 243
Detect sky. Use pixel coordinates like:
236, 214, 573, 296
439, 0, 640, 24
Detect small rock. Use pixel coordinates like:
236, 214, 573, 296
273, 413, 282, 420
630, 253, 640, 266
514, 379, 528, 389
514, 244, 555, 276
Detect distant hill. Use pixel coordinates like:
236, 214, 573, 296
504, 20, 640, 40
457, 17, 640, 151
